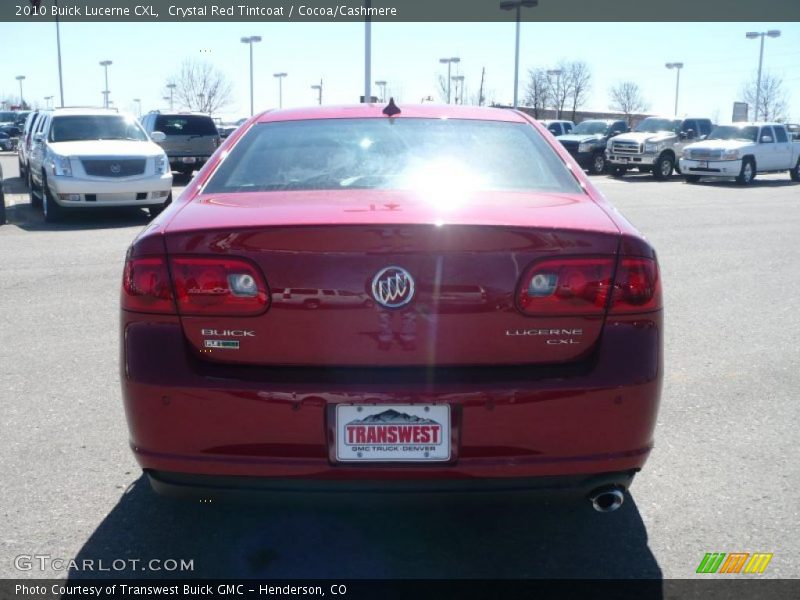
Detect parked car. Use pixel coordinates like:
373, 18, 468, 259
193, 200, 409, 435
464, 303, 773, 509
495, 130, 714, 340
556, 119, 629, 175
0, 131, 17, 151
786, 124, 800, 141
540, 119, 574, 136
120, 104, 663, 511
679, 123, 800, 185
18, 110, 41, 179
0, 160, 5, 225
26, 107, 173, 222
606, 116, 713, 179
140, 111, 221, 177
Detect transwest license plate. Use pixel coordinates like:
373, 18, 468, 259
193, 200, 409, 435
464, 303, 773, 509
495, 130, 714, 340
335, 404, 451, 463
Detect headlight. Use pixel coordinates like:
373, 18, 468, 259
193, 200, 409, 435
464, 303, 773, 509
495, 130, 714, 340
722, 149, 740, 160
644, 142, 662, 154
51, 155, 72, 177
155, 154, 169, 174
578, 142, 595, 153
682, 148, 693, 159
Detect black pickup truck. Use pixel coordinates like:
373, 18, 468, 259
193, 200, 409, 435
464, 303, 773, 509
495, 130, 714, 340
555, 119, 629, 175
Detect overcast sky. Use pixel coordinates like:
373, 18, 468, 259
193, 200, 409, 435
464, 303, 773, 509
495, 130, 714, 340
1, 21, 798, 122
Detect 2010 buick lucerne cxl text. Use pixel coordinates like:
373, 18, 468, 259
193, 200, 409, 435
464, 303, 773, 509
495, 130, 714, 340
120, 103, 663, 512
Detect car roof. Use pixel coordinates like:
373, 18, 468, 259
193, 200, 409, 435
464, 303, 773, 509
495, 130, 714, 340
255, 104, 530, 124
44, 107, 121, 117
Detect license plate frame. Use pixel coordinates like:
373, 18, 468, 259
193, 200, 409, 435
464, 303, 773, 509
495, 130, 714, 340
333, 404, 452, 463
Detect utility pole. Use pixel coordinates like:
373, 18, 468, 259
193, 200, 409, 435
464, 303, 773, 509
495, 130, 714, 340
478, 67, 486, 106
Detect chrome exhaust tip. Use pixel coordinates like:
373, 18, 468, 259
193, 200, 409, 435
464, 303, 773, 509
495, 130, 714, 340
589, 486, 625, 513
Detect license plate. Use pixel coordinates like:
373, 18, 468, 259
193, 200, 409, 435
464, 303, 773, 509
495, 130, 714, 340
181, 157, 197, 164
699, 161, 709, 168
335, 404, 451, 463
617, 157, 629, 163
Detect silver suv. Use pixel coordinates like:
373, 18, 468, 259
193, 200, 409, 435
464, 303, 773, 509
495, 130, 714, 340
140, 111, 220, 177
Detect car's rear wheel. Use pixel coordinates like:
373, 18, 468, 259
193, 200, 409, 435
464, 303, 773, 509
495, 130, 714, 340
147, 193, 172, 219
589, 152, 606, 175
609, 166, 627, 178
736, 158, 756, 186
42, 175, 63, 223
790, 158, 800, 182
653, 154, 674, 180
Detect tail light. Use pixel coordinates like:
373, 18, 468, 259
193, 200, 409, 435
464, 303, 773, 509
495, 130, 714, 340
608, 257, 662, 314
122, 255, 270, 316
121, 257, 175, 314
169, 257, 269, 316
517, 256, 661, 316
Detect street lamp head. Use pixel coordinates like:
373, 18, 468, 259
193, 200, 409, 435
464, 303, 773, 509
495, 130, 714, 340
273, 72, 287, 78
500, 0, 538, 9
451, 75, 465, 81
546, 69, 563, 76
99, 60, 112, 67
241, 35, 262, 43
665, 62, 684, 69
745, 32, 760, 39
766, 30, 781, 38
16, 75, 26, 81
311, 85, 321, 90
166, 83, 176, 90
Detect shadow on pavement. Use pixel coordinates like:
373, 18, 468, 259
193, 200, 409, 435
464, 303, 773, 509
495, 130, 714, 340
3, 200, 151, 231
68, 475, 662, 582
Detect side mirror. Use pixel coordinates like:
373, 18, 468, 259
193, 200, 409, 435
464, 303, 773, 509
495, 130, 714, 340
150, 131, 166, 143
760, 135, 773, 143
33, 132, 44, 144
686, 129, 696, 139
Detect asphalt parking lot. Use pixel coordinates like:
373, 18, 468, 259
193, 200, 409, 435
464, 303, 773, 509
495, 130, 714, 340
1, 152, 798, 581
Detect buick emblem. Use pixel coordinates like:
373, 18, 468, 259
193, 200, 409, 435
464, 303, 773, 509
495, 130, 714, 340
371, 266, 415, 309
109, 163, 122, 174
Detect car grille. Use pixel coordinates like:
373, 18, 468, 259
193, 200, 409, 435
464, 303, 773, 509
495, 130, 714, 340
611, 141, 642, 154
81, 158, 146, 177
685, 149, 723, 160
559, 140, 580, 152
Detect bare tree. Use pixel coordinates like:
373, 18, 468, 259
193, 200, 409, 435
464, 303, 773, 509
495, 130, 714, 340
523, 68, 550, 118
741, 71, 789, 122
166, 59, 233, 114
609, 81, 650, 125
565, 61, 592, 122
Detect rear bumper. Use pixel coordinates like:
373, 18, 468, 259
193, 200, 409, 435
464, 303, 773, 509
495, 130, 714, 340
121, 312, 663, 486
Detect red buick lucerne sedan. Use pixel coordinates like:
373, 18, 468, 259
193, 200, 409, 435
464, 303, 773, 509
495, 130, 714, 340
120, 103, 662, 512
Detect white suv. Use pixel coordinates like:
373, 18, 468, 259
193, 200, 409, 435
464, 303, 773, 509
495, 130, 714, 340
26, 108, 172, 222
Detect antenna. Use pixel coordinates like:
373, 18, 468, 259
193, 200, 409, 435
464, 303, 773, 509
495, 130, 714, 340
382, 97, 401, 117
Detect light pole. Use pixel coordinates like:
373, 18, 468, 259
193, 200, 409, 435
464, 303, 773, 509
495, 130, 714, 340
311, 80, 323, 105
241, 35, 262, 116
15, 75, 26, 108
746, 30, 781, 121
198, 92, 205, 112
500, 0, 538, 109
438, 57, 460, 104
375, 80, 387, 102
133, 98, 141, 117
451, 75, 465, 104
166, 83, 176, 111
546, 68, 563, 118
665, 62, 684, 116
99, 60, 112, 108
44, 95, 53, 109
364, 0, 371, 103
273, 73, 287, 109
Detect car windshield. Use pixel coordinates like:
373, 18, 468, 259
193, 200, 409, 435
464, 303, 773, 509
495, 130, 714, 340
49, 115, 148, 142
571, 121, 610, 135
154, 115, 218, 136
635, 118, 681, 134
205, 118, 583, 195
706, 126, 759, 142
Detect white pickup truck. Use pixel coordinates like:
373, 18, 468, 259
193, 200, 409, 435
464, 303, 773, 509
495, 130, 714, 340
679, 122, 800, 185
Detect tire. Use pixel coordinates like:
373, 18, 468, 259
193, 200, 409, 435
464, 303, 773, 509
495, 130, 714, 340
18, 157, 26, 180
147, 193, 172, 218
42, 175, 63, 223
735, 158, 756, 186
684, 175, 701, 184
790, 158, 800, 182
589, 152, 606, 175
0, 183, 6, 225
653, 153, 674, 180
609, 166, 627, 178
28, 170, 42, 208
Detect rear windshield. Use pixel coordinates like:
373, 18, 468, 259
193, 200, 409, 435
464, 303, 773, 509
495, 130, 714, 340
49, 115, 148, 142
205, 118, 582, 194
155, 115, 218, 136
